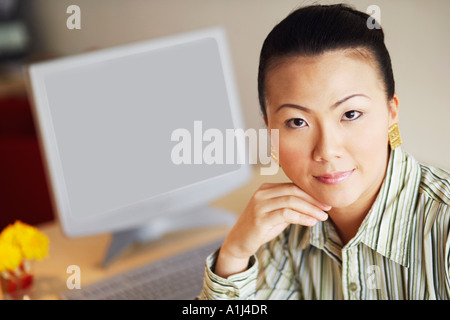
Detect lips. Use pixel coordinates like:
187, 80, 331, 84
313, 169, 355, 185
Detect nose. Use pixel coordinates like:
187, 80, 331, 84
312, 125, 343, 162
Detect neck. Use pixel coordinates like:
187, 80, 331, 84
328, 192, 378, 246
328, 149, 391, 246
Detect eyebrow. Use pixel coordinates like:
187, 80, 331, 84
275, 94, 370, 113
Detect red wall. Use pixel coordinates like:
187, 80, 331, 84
0, 95, 55, 229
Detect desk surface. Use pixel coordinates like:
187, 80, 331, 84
16, 165, 289, 300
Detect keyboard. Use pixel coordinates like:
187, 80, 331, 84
60, 238, 223, 300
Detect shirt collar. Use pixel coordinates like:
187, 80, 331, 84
309, 147, 421, 268
359, 147, 421, 267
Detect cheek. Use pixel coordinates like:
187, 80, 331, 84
350, 121, 389, 169
278, 137, 311, 175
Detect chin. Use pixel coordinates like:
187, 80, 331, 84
313, 188, 361, 209
290, 175, 363, 209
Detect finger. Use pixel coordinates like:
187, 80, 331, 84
266, 208, 319, 227
255, 183, 332, 211
259, 195, 328, 221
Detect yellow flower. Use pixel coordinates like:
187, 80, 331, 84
21, 228, 49, 261
0, 239, 22, 272
0, 221, 49, 263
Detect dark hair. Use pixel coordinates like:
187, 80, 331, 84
258, 4, 395, 119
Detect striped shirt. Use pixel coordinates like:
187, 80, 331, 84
199, 147, 450, 299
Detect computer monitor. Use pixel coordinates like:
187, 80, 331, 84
25, 27, 252, 265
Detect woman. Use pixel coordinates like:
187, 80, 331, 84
200, 4, 450, 299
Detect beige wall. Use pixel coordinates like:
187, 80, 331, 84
24, 0, 450, 170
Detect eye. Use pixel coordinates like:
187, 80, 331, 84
342, 110, 362, 121
285, 118, 308, 129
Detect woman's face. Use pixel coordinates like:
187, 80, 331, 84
265, 50, 399, 209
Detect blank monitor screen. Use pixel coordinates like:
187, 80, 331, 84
27, 27, 249, 236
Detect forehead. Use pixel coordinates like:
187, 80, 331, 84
265, 50, 383, 108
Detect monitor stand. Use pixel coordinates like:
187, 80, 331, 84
102, 204, 236, 267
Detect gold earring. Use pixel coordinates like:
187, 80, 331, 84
271, 146, 280, 167
388, 123, 402, 150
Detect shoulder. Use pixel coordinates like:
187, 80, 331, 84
418, 162, 450, 206
414, 163, 450, 281
391, 150, 449, 240
414, 161, 450, 245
